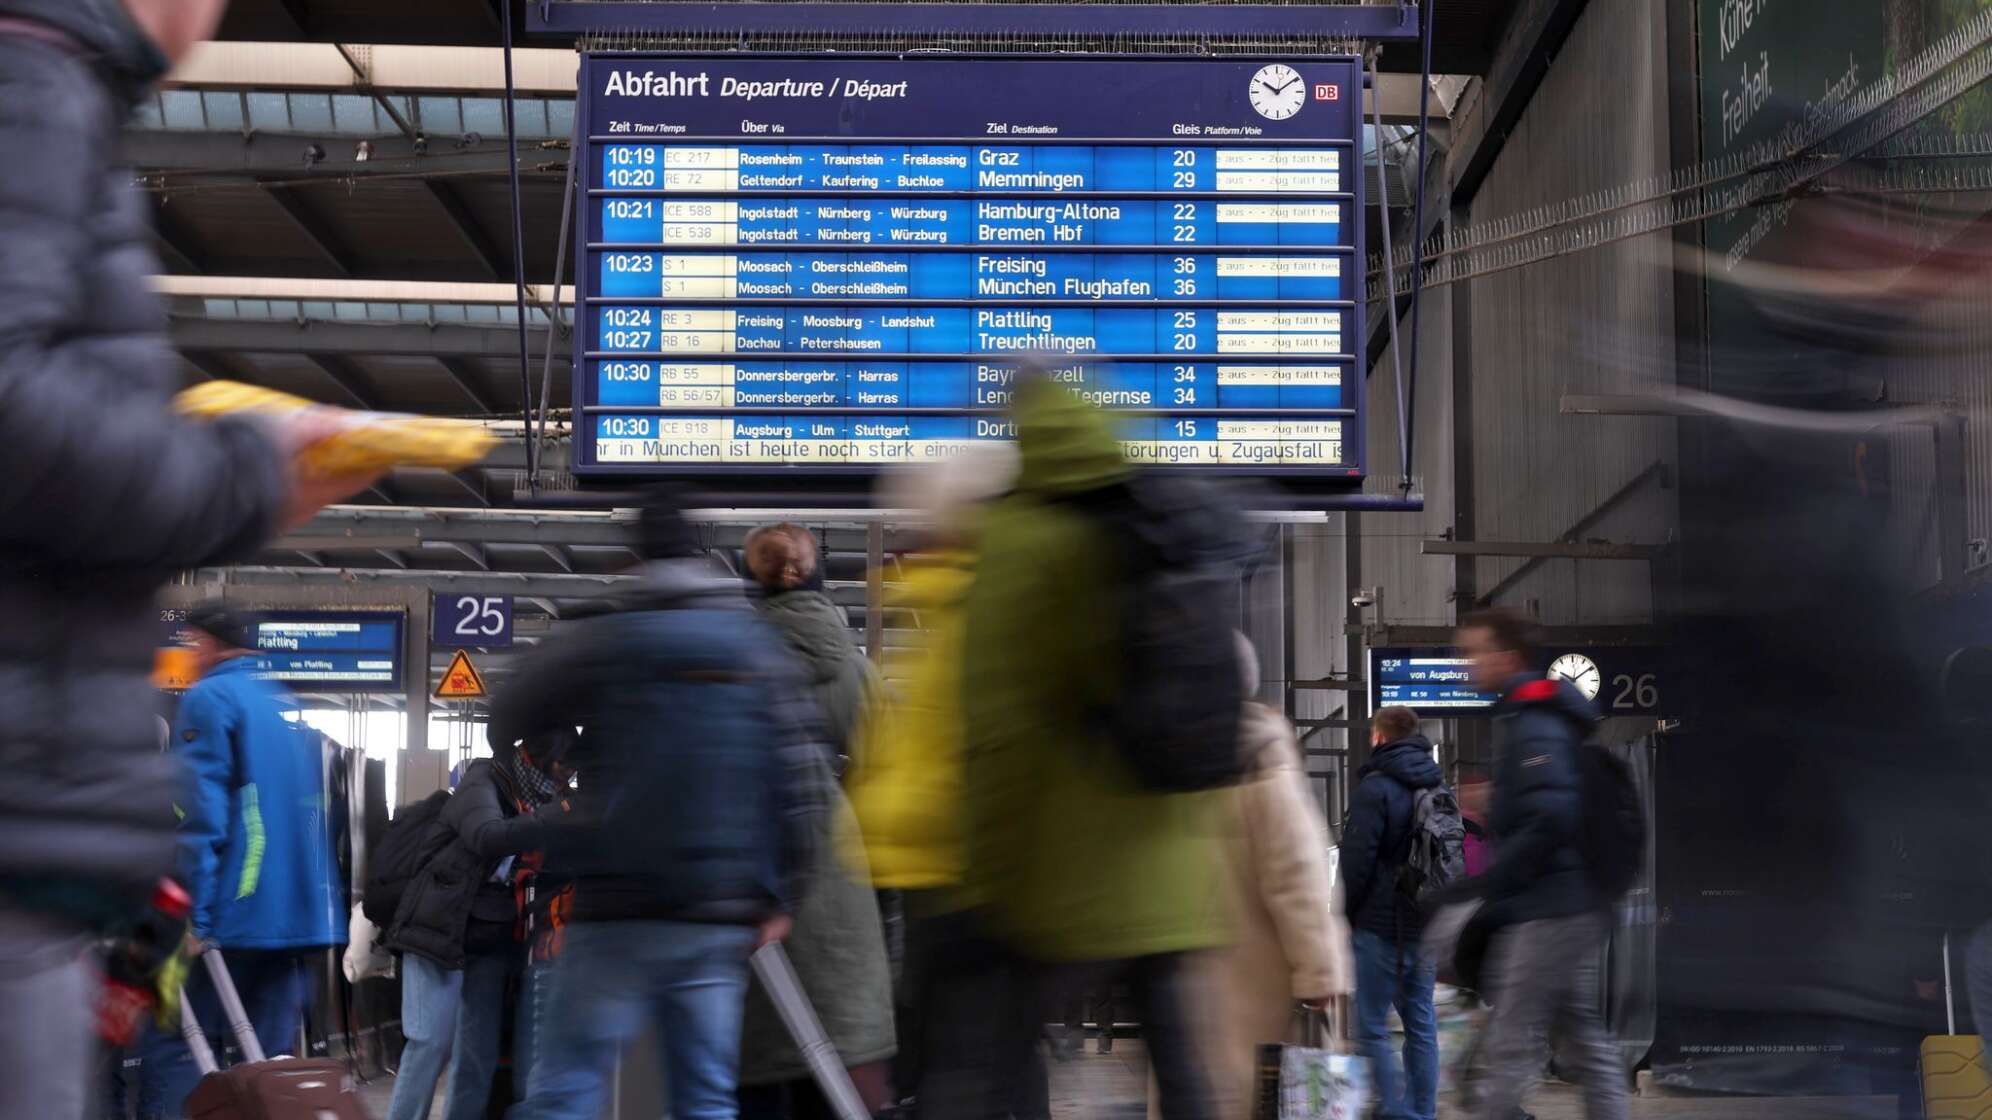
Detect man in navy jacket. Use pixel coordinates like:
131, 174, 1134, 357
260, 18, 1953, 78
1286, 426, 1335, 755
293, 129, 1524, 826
1340, 706, 1443, 1120
1456, 609, 1625, 1120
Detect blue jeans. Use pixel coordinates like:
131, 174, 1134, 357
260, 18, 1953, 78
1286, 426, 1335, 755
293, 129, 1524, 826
509, 921, 757, 1120
1353, 929, 1438, 1120
139, 949, 312, 1120
386, 950, 515, 1120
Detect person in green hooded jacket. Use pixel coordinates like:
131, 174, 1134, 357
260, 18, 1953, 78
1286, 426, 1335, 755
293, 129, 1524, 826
956, 370, 1227, 1120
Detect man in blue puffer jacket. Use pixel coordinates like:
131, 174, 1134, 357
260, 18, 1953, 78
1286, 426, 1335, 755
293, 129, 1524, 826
144, 605, 347, 1119
1456, 609, 1626, 1120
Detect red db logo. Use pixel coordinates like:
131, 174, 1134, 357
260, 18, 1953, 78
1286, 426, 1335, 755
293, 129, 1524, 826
1314, 84, 1339, 101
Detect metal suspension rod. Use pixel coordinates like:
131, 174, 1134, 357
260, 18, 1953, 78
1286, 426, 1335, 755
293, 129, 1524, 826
501, 0, 538, 492
1402, 0, 1435, 495
535, 126, 580, 490
1369, 55, 1410, 492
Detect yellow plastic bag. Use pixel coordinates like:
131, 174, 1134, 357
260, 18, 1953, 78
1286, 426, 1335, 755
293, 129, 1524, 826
175, 381, 499, 477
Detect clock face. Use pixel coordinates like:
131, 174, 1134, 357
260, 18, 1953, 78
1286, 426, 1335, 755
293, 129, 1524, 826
1249, 64, 1306, 121
1548, 653, 1603, 700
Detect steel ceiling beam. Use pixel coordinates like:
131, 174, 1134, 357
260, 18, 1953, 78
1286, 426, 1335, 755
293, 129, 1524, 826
303, 353, 379, 409
128, 131, 566, 184
1420, 539, 1668, 560
294, 506, 631, 548
528, 1, 1420, 38
262, 185, 357, 277
170, 316, 561, 359
151, 199, 208, 274
425, 180, 509, 281
218, 564, 637, 600
436, 356, 500, 414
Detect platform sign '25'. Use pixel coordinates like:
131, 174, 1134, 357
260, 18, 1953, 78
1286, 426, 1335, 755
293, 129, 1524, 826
433, 594, 513, 649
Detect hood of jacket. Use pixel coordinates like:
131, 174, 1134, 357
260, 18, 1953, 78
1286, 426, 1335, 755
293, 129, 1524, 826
757, 590, 862, 683
1013, 379, 1130, 497
0, 0, 170, 96
1496, 674, 1602, 729
1359, 734, 1442, 790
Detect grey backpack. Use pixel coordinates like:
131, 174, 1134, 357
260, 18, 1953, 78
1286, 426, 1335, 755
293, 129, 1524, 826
1397, 785, 1468, 906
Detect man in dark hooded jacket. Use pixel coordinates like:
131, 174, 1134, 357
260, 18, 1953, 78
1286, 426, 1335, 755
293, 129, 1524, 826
1456, 609, 1626, 1120
0, 3, 369, 1115
1340, 706, 1443, 1120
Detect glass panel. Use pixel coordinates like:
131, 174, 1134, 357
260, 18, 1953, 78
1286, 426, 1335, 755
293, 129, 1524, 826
467, 305, 499, 324
547, 99, 575, 140
460, 97, 504, 139
417, 96, 461, 135
160, 90, 205, 130
288, 93, 334, 132
302, 301, 336, 321
332, 95, 377, 135
202, 92, 245, 132
367, 302, 400, 321
246, 92, 291, 131
402, 303, 430, 322
203, 298, 235, 319
129, 95, 165, 130
237, 300, 271, 320
432, 304, 466, 323
334, 302, 366, 321
512, 99, 549, 138
268, 300, 300, 320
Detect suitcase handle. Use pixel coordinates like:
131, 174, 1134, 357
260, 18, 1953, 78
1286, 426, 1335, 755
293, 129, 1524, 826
202, 950, 268, 1064
750, 944, 872, 1120
1945, 932, 1957, 1037
179, 994, 221, 1076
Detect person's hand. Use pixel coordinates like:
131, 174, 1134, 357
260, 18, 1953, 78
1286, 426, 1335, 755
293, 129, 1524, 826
185, 935, 217, 957
267, 408, 384, 529
755, 913, 794, 950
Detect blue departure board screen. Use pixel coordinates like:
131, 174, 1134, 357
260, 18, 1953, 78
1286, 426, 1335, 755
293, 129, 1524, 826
573, 56, 1365, 480
246, 611, 406, 692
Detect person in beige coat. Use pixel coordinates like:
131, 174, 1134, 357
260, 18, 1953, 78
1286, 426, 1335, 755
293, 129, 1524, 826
1180, 636, 1355, 1120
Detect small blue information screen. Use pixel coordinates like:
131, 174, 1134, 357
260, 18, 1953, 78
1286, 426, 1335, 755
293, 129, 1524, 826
246, 611, 406, 692
573, 55, 1366, 479
1369, 648, 1497, 714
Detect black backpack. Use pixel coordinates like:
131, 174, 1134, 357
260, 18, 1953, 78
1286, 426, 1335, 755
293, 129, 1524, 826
1397, 785, 1468, 906
361, 790, 452, 927
1577, 744, 1646, 901
1059, 473, 1250, 792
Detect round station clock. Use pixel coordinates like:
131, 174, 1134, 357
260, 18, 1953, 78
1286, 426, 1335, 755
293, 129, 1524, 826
1548, 652, 1603, 701
1249, 64, 1307, 121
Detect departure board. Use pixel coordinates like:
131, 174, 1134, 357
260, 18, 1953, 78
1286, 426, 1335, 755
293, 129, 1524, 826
573, 55, 1365, 480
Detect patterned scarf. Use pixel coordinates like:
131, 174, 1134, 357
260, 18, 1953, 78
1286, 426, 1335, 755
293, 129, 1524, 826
494, 743, 559, 809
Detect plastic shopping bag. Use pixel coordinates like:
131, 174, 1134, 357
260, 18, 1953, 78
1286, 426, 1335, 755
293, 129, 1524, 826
1252, 1006, 1369, 1120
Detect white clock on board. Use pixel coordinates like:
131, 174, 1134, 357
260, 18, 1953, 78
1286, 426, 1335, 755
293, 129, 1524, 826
1548, 653, 1603, 700
1249, 64, 1306, 121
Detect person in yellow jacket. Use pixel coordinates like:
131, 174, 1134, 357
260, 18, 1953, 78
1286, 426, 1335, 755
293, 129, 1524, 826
845, 442, 1020, 1115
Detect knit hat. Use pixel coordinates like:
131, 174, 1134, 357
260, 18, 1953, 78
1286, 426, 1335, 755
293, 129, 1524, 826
635, 484, 701, 560
874, 442, 1021, 537
186, 605, 256, 651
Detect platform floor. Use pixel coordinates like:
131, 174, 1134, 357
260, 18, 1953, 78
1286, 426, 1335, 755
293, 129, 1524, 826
355, 1041, 1900, 1120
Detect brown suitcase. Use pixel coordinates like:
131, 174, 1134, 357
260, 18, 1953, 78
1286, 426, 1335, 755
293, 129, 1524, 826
179, 951, 371, 1119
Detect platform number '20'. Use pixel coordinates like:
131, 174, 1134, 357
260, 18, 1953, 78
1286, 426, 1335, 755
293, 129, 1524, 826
453, 596, 508, 639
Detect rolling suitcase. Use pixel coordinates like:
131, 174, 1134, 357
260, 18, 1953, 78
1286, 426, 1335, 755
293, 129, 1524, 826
1920, 933, 1992, 1119
180, 950, 371, 1120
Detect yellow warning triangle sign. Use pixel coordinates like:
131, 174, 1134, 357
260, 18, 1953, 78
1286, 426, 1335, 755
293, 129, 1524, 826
435, 649, 487, 699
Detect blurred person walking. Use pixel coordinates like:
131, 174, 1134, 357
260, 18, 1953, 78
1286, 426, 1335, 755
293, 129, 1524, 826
739, 522, 897, 1120
0, 2, 373, 1115
1455, 609, 1626, 1120
142, 606, 347, 1118
492, 489, 834, 1120
957, 375, 1234, 1120
844, 447, 1022, 1113
1190, 635, 1351, 1120
1339, 706, 1445, 1120
380, 738, 559, 1120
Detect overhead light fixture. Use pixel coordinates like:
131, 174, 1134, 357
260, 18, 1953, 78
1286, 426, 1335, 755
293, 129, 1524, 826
354, 140, 374, 163
302, 142, 326, 166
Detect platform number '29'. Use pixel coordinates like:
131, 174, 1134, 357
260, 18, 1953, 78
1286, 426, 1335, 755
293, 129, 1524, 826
452, 597, 507, 638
